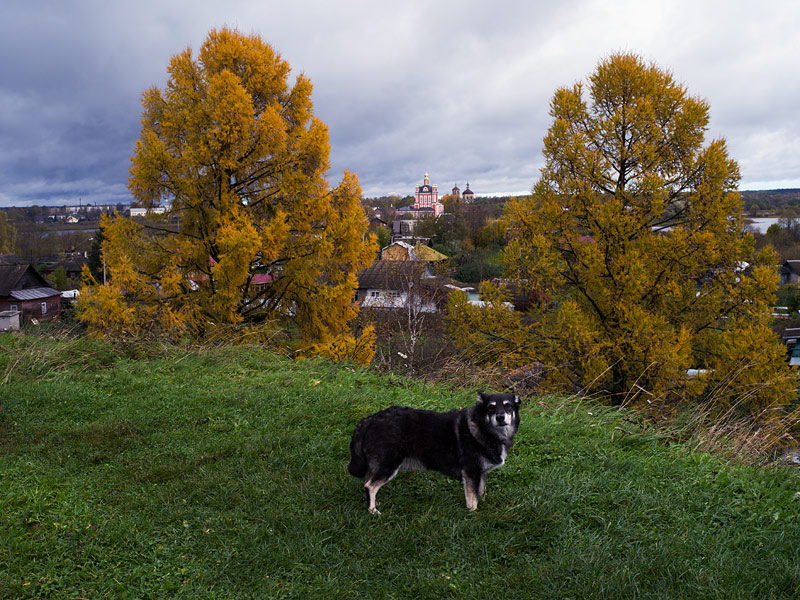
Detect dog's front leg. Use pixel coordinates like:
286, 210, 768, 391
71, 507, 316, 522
462, 471, 480, 511
478, 473, 487, 500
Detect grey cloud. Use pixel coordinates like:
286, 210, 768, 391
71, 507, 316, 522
0, 0, 798, 207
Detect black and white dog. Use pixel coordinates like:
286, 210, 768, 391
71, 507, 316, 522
348, 391, 521, 513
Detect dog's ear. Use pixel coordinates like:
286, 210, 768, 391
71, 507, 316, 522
476, 390, 486, 405
514, 394, 521, 407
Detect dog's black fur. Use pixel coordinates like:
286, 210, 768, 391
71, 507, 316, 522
348, 391, 521, 513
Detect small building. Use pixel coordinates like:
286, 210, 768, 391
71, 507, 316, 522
0, 258, 62, 322
780, 260, 800, 285
371, 207, 388, 223
381, 241, 448, 262
129, 206, 169, 218
368, 215, 387, 229
381, 241, 417, 261
55, 252, 89, 281
390, 218, 433, 244
0, 310, 20, 332
783, 328, 800, 345
355, 260, 440, 312
248, 273, 274, 295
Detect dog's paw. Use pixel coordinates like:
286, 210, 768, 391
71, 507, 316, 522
368, 507, 382, 515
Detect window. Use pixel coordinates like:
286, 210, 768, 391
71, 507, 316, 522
10, 304, 17, 312
41, 302, 47, 315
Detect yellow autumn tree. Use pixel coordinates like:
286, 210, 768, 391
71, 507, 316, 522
78, 28, 376, 360
449, 53, 796, 420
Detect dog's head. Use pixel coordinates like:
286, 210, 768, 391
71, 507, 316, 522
476, 391, 521, 435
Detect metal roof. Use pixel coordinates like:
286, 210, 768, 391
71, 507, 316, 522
10, 287, 61, 301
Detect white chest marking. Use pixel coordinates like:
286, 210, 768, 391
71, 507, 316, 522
482, 446, 508, 472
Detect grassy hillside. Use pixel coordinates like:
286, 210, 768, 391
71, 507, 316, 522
1, 333, 799, 599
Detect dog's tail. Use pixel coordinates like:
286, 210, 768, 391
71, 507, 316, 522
347, 418, 370, 478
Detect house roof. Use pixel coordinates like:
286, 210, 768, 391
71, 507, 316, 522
357, 260, 433, 290
396, 206, 435, 214
0, 264, 29, 295
0, 263, 53, 296
380, 241, 448, 262
55, 255, 88, 274
0, 254, 25, 266
782, 328, 800, 341
781, 260, 800, 275
250, 273, 274, 285
381, 241, 416, 260
10, 287, 61, 301
414, 243, 448, 262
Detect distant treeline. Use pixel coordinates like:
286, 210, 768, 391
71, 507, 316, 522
367, 190, 800, 216
741, 189, 800, 213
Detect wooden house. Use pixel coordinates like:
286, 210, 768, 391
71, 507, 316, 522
355, 260, 441, 312
780, 260, 800, 285
381, 241, 447, 262
0, 256, 61, 322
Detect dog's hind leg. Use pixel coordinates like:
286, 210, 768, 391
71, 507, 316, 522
478, 473, 487, 500
364, 479, 383, 514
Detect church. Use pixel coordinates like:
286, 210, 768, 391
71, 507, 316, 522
451, 182, 474, 203
396, 173, 445, 218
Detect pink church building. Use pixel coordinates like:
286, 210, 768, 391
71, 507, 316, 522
397, 173, 445, 218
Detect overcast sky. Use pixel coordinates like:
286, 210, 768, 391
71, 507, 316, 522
1, 0, 798, 207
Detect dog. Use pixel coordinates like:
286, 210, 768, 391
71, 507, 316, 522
348, 391, 521, 513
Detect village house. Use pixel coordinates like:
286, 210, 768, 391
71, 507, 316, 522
381, 241, 448, 262
356, 251, 475, 313
355, 260, 443, 312
391, 219, 421, 243
779, 260, 800, 285
37, 251, 89, 281
0, 255, 61, 322
129, 206, 170, 218
783, 328, 800, 366
367, 207, 387, 229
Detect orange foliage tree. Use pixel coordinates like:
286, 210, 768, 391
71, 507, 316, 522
449, 53, 796, 420
78, 28, 375, 360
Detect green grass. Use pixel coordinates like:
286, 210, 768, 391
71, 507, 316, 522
1, 334, 799, 598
